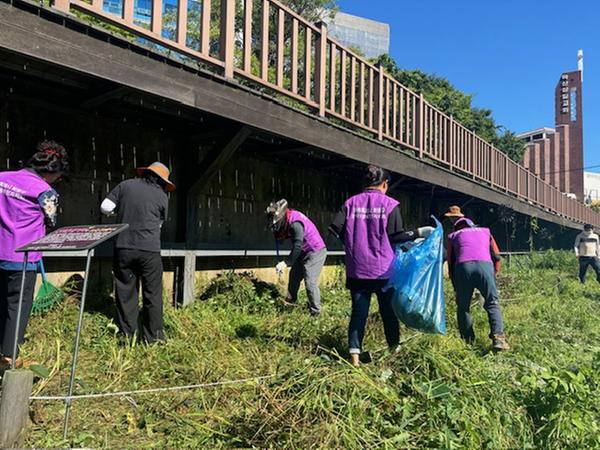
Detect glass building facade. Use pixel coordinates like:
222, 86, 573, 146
325, 12, 390, 59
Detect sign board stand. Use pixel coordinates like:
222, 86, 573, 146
15, 224, 129, 440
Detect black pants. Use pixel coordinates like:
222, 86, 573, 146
0, 269, 37, 358
113, 249, 165, 343
579, 256, 600, 283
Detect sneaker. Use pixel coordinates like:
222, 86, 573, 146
350, 353, 360, 367
492, 334, 510, 352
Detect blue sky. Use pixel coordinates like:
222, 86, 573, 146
338, 0, 600, 172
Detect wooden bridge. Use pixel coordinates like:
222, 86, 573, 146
0, 0, 598, 232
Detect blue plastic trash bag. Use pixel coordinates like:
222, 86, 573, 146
385, 216, 446, 334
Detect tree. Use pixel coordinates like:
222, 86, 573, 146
374, 54, 525, 161
280, 0, 338, 22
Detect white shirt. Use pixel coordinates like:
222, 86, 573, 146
574, 231, 600, 257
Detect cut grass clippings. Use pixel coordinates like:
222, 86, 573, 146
14, 251, 600, 448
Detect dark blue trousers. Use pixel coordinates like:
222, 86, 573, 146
348, 284, 399, 354
453, 261, 504, 342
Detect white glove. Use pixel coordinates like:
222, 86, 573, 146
417, 226, 434, 238
275, 261, 287, 274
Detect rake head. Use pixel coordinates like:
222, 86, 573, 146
32, 280, 66, 315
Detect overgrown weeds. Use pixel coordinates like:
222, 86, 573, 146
15, 251, 600, 448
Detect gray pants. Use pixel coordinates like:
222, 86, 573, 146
453, 261, 504, 341
287, 248, 327, 315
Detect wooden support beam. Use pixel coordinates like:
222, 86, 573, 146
315, 22, 327, 117
185, 126, 253, 245
192, 126, 252, 191
266, 145, 313, 155
182, 251, 196, 306
220, 0, 235, 79
388, 176, 408, 192
82, 86, 129, 108
0, 370, 34, 448
318, 159, 360, 170
176, 0, 188, 45
52, 0, 70, 12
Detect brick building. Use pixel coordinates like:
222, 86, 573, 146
518, 51, 584, 199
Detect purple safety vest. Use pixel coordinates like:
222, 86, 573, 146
343, 190, 399, 279
0, 169, 51, 263
287, 210, 326, 254
448, 227, 492, 264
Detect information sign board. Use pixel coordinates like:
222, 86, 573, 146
16, 224, 129, 252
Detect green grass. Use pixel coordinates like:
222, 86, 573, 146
18, 252, 600, 449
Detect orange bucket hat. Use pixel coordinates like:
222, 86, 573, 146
135, 162, 176, 192
444, 205, 464, 218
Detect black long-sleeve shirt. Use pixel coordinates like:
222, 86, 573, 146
280, 221, 304, 266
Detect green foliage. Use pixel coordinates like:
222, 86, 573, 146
280, 0, 339, 22
527, 249, 576, 270
374, 54, 525, 161
199, 270, 281, 312
528, 216, 539, 251
522, 366, 600, 449
19, 252, 600, 448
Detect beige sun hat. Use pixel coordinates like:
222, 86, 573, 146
135, 162, 175, 192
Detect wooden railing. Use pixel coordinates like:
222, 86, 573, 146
50, 0, 600, 226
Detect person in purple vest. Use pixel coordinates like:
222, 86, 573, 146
329, 165, 434, 367
447, 217, 510, 352
266, 199, 327, 316
0, 141, 69, 371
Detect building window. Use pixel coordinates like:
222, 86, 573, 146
570, 88, 577, 122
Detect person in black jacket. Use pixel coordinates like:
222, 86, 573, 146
101, 162, 174, 343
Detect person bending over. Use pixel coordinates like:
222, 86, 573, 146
266, 199, 327, 316
447, 217, 509, 352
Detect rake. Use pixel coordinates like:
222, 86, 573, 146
32, 259, 65, 315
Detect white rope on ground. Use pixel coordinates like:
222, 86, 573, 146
30, 374, 275, 401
